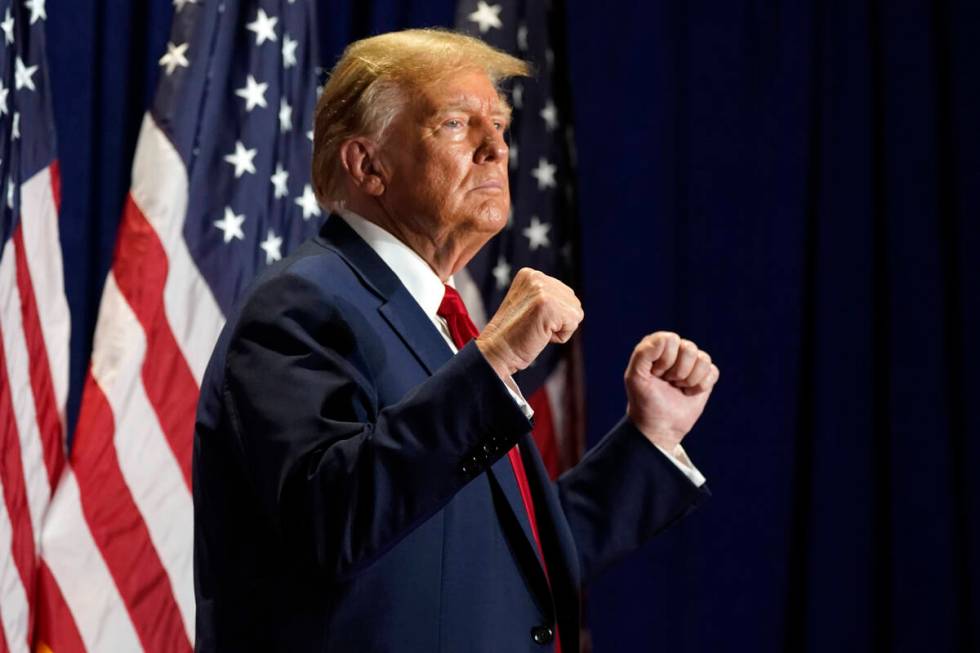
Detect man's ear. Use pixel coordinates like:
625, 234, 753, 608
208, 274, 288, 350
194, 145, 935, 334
339, 138, 386, 197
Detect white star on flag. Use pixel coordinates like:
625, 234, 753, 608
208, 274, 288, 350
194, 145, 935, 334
282, 34, 299, 68
0, 82, 8, 116
11, 112, 19, 140
509, 142, 518, 169
1, 9, 13, 44
6, 179, 13, 208
15, 57, 38, 92
270, 164, 289, 198
512, 83, 523, 109
260, 230, 283, 263
307, 129, 314, 143
531, 158, 557, 190
173, 0, 198, 11
224, 140, 257, 177
159, 42, 190, 75
295, 184, 321, 220
278, 98, 292, 132
561, 242, 573, 262
214, 207, 245, 243
540, 100, 558, 131
517, 23, 528, 51
468, 1, 503, 33
522, 216, 551, 250
246, 8, 278, 46
492, 257, 512, 289
235, 74, 268, 111
25, 0, 45, 24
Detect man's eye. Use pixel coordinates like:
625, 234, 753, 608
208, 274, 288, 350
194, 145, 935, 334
444, 119, 464, 129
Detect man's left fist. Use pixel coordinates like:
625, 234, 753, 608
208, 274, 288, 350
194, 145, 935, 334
624, 332, 720, 451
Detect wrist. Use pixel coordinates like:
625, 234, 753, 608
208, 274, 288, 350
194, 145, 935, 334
475, 337, 517, 380
626, 403, 685, 450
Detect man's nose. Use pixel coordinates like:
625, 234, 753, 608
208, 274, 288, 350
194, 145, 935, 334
474, 126, 507, 163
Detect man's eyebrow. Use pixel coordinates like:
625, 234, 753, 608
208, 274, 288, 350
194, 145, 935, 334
434, 99, 513, 120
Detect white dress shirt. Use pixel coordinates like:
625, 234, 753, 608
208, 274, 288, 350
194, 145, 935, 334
336, 209, 705, 487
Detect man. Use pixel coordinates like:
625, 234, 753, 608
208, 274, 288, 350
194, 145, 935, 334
193, 29, 720, 652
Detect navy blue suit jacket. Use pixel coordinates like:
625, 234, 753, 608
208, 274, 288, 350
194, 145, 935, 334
193, 216, 709, 652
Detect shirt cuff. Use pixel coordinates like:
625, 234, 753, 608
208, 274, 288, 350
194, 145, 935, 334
500, 375, 534, 420
653, 442, 707, 487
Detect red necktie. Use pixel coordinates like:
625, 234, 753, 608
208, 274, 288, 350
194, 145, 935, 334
437, 285, 561, 652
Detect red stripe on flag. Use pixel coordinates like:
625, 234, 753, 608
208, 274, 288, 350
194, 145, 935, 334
0, 616, 9, 653
12, 227, 64, 491
0, 326, 37, 647
48, 161, 61, 214
71, 373, 193, 653
111, 196, 198, 488
529, 387, 559, 480
33, 560, 85, 653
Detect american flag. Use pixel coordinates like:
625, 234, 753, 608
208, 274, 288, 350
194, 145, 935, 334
34, 1, 322, 650
454, 0, 584, 478
0, 0, 70, 650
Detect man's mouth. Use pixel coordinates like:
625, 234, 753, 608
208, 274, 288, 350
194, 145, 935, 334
471, 180, 504, 192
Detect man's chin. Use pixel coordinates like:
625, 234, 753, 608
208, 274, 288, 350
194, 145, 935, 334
469, 202, 510, 235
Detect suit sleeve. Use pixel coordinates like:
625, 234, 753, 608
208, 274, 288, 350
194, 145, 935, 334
556, 417, 710, 584
222, 273, 531, 581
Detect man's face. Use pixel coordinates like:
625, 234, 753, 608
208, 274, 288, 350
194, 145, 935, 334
377, 69, 511, 246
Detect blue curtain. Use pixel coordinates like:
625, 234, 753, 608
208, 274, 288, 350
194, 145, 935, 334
47, 0, 979, 650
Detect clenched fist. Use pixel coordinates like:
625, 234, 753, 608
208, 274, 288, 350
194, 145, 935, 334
625, 332, 720, 451
476, 268, 584, 379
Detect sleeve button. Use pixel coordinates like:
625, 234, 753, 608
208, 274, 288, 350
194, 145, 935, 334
530, 625, 554, 644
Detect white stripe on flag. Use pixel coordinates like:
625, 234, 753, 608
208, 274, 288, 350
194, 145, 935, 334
0, 239, 51, 537
455, 267, 488, 328
41, 468, 143, 652
90, 272, 196, 638
130, 115, 225, 386
0, 473, 30, 653
19, 166, 71, 429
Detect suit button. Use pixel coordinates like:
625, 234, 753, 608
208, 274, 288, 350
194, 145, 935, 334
530, 625, 554, 645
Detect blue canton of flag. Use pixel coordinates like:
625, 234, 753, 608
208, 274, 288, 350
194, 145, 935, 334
157, 0, 325, 314
1, 0, 58, 244
454, 0, 583, 478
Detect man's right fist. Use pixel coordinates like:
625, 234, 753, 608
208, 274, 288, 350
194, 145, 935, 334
475, 268, 583, 380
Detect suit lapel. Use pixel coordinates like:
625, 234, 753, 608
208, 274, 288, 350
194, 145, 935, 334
489, 443, 543, 565
318, 216, 455, 374
515, 431, 582, 652
520, 431, 580, 587
378, 293, 454, 375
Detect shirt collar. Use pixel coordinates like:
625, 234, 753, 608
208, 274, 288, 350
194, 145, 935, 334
336, 208, 453, 319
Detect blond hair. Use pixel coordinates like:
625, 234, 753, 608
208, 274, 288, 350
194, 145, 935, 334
311, 28, 530, 209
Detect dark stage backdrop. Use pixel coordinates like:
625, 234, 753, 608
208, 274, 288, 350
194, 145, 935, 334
46, 1, 979, 651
